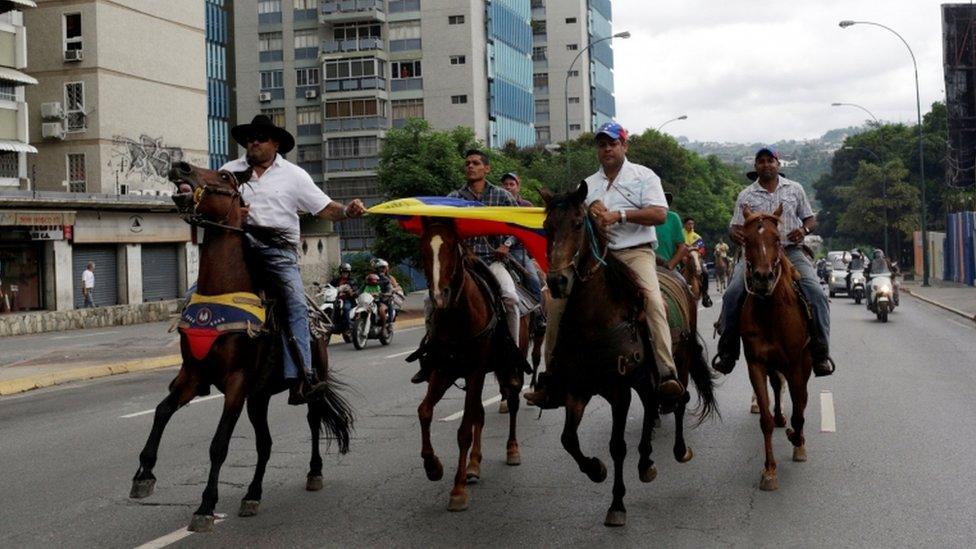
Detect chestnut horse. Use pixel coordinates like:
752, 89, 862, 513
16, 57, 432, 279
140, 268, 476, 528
130, 162, 353, 531
714, 252, 730, 293
739, 204, 812, 491
415, 219, 528, 512
542, 184, 717, 527
680, 250, 704, 304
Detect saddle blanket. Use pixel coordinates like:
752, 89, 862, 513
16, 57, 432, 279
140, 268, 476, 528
177, 292, 266, 361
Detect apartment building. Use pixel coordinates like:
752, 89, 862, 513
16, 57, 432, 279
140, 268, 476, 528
531, 0, 616, 145
207, 0, 235, 169
0, 1, 37, 190
235, 0, 534, 251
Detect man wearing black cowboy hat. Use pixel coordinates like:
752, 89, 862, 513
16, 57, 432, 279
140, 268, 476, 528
223, 115, 367, 404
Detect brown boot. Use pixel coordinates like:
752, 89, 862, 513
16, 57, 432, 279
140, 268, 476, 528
523, 372, 562, 409
287, 376, 330, 406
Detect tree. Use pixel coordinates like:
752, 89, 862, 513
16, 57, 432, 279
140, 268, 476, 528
835, 159, 919, 255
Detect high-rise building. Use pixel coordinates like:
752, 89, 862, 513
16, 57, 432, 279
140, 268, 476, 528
0, 2, 37, 191
531, 0, 616, 145
207, 0, 235, 169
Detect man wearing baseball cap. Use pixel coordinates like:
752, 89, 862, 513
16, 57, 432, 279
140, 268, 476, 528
713, 146, 834, 377
526, 121, 685, 408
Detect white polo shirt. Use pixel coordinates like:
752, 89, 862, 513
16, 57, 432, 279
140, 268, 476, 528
82, 269, 94, 289
583, 158, 667, 250
221, 154, 331, 246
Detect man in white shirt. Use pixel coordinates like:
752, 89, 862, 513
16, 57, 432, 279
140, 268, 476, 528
223, 115, 366, 404
81, 262, 95, 308
526, 122, 683, 408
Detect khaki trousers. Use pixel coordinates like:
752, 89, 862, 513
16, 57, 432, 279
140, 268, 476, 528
544, 245, 677, 375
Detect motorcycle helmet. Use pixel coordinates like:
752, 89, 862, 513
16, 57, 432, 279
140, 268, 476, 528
873, 249, 885, 260
366, 273, 379, 284
374, 258, 389, 270
339, 262, 352, 273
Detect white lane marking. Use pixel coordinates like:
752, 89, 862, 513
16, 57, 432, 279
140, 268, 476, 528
385, 350, 414, 359
430, 235, 443, 296
52, 330, 120, 340
133, 515, 225, 549
820, 390, 836, 433
120, 394, 224, 419
439, 387, 527, 422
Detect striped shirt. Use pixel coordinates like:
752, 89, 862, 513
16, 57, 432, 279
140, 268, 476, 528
730, 176, 814, 245
448, 183, 518, 262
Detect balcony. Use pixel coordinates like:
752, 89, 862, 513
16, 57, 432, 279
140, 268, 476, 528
324, 116, 389, 132
324, 76, 386, 92
320, 0, 386, 23
390, 78, 422, 92
325, 156, 380, 172
321, 37, 384, 54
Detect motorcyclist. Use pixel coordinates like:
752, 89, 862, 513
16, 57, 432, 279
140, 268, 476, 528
846, 250, 865, 293
371, 258, 403, 323
360, 273, 388, 327
329, 263, 357, 332
865, 249, 896, 307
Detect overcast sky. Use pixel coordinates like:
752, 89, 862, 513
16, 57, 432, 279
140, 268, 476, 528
613, 0, 956, 143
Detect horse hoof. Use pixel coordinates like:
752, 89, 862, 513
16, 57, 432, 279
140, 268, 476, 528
305, 475, 323, 491
506, 450, 521, 466
677, 447, 694, 463
793, 446, 807, 462
188, 514, 215, 532
423, 456, 444, 482
498, 401, 509, 414
466, 471, 480, 484
750, 402, 760, 414
604, 509, 627, 527
129, 478, 155, 499
586, 458, 607, 483
639, 464, 657, 483
238, 499, 260, 517
775, 415, 788, 428
759, 472, 779, 491
447, 493, 469, 512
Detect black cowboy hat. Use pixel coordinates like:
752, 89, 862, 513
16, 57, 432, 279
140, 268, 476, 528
231, 114, 295, 154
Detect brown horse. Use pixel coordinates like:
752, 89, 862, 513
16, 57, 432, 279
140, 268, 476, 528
739, 204, 812, 491
541, 184, 717, 527
130, 162, 353, 531
415, 218, 528, 512
680, 249, 704, 303
714, 252, 730, 292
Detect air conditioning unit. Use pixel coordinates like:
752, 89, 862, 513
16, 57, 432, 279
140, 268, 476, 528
305, 88, 319, 99
64, 49, 83, 62
258, 91, 272, 102
41, 102, 65, 120
42, 122, 66, 140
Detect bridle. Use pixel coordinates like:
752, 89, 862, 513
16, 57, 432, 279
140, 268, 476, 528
548, 206, 608, 283
178, 169, 246, 233
742, 215, 784, 297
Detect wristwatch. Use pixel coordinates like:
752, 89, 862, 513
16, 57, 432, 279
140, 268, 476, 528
618, 210, 627, 224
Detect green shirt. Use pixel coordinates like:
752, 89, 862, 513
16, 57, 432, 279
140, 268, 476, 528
655, 211, 685, 263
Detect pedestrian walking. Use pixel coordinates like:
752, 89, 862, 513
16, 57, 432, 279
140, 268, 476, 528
81, 262, 95, 308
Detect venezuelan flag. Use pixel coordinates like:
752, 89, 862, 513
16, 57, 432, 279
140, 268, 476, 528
367, 196, 548, 272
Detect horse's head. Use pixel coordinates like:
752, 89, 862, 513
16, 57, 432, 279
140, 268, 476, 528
542, 181, 603, 298
741, 203, 784, 297
168, 162, 251, 228
420, 218, 462, 309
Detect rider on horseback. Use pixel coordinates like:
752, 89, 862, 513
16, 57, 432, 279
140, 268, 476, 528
682, 217, 713, 307
410, 149, 524, 384
223, 114, 367, 404
655, 192, 690, 272
525, 121, 685, 407
712, 146, 834, 377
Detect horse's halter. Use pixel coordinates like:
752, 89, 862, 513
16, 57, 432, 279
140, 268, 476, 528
742, 215, 784, 298
548, 206, 608, 283
181, 170, 245, 233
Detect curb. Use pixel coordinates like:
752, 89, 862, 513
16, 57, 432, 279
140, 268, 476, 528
0, 316, 427, 397
903, 288, 976, 323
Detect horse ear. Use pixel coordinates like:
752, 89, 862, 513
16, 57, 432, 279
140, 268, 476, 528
773, 203, 784, 218
573, 181, 588, 204
539, 188, 554, 205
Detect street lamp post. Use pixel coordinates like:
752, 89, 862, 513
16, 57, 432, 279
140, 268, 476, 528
831, 102, 880, 124
843, 145, 889, 257
840, 19, 929, 286
656, 115, 688, 133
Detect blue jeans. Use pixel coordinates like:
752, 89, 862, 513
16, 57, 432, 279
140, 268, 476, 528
718, 247, 830, 358
249, 243, 311, 380
512, 252, 542, 302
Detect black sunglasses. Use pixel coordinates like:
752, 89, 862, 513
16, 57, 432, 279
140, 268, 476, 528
246, 133, 271, 144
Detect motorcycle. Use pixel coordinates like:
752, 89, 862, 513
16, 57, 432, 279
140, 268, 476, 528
349, 291, 394, 350
867, 273, 896, 322
848, 269, 866, 304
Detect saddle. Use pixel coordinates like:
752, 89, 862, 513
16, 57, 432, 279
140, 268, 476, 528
177, 292, 266, 361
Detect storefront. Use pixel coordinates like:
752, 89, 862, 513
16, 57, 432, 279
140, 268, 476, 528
0, 210, 75, 314
141, 243, 180, 302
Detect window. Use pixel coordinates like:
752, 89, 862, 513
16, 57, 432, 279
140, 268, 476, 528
451, 95, 467, 104
0, 84, 15, 101
535, 126, 550, 144
0, 151, 18, 178
389, 20, 421, 51
260, 70, 283, 89
294, 29, 317, 49
569, 123, 581, 131
565, 17, 577, 24
566, 44, 578, 51
392, 98, 424, 120
327, 136, 379, 158
568, 70, 579, 77
63, 13, 82, 52
324, 57, 384, 80
535, 100, 549, 114
296, 67, 320, 86
533, 73, 548, 88
259, 32, 282, 52
568, 97, 580, 104
532, 46, 546, 61
389, 0, 420, 12
260, 107, 285, 127
532, 20, 546, 34
391, 60, 421, 79
325, 98, 384, 118
294, 0, 317, 9
298, 144, 322, 162
64, 82, 85, 132
258, 0, 282, 14
333, 23, 381, 40
450, 55, 466, 65
448, 15, 464, 25
297, 105, 321, 125
66, 153, 85, 192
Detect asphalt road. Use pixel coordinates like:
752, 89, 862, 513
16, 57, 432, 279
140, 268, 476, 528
2, 293, 975, 548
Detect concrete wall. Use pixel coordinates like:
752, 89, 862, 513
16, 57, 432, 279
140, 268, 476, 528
0, 299, 179, 336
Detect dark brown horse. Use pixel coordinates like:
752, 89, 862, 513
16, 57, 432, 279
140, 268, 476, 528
415, 219, 527, 512
542, 184, 717, 527
739, 204, 811, 491
714, 252, 731, 292
129, 162, 353, 531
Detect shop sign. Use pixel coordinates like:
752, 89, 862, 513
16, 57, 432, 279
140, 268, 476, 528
29, 225, 64, 240
0, 211, 75, 226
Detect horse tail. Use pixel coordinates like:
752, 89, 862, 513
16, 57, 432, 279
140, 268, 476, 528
308, 374, 355, 455
688, 332, 720, 426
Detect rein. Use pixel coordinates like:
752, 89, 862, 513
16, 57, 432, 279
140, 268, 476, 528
549, 212, 608, 283
179, 170, 246, 233
742, 216, 785, 298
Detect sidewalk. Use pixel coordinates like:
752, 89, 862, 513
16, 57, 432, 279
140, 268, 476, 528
0, 291, 428, 396
901, 278, 976, 322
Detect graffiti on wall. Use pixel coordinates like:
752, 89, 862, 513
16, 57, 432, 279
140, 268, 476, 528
108, 135, 187, 194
